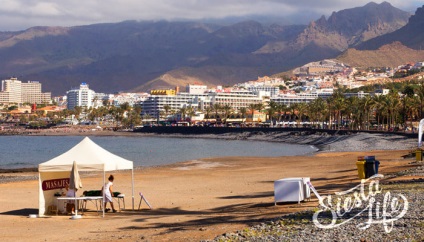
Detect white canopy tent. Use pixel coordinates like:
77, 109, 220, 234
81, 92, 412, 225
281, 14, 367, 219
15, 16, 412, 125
38, 137, 134, 216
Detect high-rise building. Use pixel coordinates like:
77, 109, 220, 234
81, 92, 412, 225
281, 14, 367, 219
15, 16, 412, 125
66, 83, 95, 110
0, 78, 51, 105
21, 81, 51, 104
0, 78, 22, 104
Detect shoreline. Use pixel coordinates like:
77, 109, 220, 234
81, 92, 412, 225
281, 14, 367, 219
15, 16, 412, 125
0, 129, 418, 169
0, 129, 422, 241
0, 130, 418, 184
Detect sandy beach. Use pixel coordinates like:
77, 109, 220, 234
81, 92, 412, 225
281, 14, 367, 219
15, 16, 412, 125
0, 130, 422, 241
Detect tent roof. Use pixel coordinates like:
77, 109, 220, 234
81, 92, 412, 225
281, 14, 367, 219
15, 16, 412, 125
38, 137, 133, 172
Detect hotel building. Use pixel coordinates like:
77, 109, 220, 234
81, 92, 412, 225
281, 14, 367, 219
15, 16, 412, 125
0, 78, 51, 105
141, 85, 263, 118
66, 83, 95, 110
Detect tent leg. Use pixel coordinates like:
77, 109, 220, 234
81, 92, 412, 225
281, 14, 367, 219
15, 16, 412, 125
132, 169, 134, 211
102, 169, 105, 218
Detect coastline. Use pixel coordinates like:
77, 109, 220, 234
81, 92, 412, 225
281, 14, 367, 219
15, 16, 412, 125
0, 129, 422, 241
0, 129, 417, 174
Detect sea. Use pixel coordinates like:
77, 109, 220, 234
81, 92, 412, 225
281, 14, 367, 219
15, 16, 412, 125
0, 136, 318, 169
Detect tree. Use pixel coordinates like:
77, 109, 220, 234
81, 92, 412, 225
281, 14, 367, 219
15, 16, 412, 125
288, 103, 298, 123
186, 106, 196, 122
248, 103, 257, 123
221, 104, 232, 124
308, 97, 326, 128
73, 106, 83, 122
239, 107, 247, 124
213, 103, 222, 122
331, 91, 346, 129
122, 107, 142, 128
361, 95, 374, 130
179, 106, 187, 121
204, 106, 212, 120
163, 105, 171, 120
120, 102, 131, 112
267, 101, 279, 125
415, 82, 424, 119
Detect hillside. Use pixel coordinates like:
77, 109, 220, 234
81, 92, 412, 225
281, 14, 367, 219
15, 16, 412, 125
0, 2, 413, 95
358, 5, 424, 50
337, 42, 424, 68
258, 1, 410, 54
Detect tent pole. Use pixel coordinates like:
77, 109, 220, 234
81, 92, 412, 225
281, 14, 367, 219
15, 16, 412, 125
102, 168, 105, 218
38, 173, 44, 216
132, 168, 134, 210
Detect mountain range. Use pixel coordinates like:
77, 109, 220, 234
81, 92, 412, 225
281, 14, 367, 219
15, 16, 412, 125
0, 2, 422, 96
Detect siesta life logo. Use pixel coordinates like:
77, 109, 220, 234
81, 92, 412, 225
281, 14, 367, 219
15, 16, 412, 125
311, 175, 408, 233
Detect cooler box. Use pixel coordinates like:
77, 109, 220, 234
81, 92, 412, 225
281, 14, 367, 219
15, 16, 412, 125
274, 177, 310, 205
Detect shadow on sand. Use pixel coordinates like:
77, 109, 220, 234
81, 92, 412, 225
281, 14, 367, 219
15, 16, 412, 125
1, 208, 38, 216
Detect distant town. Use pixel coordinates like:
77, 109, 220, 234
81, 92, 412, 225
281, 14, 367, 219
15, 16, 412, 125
1, 59, 424, 131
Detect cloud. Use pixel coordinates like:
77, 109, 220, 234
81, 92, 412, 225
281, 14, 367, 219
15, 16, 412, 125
0, 0, 422, 31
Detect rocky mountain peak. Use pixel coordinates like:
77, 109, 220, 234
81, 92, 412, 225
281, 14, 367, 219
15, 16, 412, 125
358, 4, 424, 50
409, 5, 424, 26
294, 2, 410, 51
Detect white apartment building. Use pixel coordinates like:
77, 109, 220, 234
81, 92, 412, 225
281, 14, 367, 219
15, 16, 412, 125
271, 93, 318, 106
66, 83, 95, 110
141, 92, 204, 118
0, 78, 21, 104
186, 84, 207, 94
247, 86, 279, 97
108, 93, 149, 107
21, 81, 51, 104
141, 90, 263, 118
205, 91, 263, 110
0, 78, 51, 104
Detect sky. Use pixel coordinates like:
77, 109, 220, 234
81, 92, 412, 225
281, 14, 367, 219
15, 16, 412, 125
0, 0, 422, 31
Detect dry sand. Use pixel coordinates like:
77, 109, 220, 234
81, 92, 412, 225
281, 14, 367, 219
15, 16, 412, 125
0, 131, 421, 241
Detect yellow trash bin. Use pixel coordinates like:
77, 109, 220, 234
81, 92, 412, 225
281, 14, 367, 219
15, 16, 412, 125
416, 149, 423, 161
356, 160, 366, 179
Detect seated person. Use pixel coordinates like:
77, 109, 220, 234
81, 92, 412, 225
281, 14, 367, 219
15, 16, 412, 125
65, 184, 78, 215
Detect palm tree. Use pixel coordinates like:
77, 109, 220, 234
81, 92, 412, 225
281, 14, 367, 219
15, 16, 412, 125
361, 95, 374, 130
163, 105, 171, 120
345, 97, 361, 130
120, 102, 131, 112
186, 106, 196, 122
248, 103, 257, 122
179, 106, 187, 121
274, 103, 286, 125
256, 103, 266, 123
308, 97, 326, 128
331, 92, 346, 130
267, 101, 279, 126
204, 106, 213, 120
222, 104, 233, 124
415, 82, 424, 119
73, 106, 83, 124
385, 90, 401, 130
373, 94, 386, 130
288, 103, 298, 124
213, 103, 222, 123
296, 102, 308, 127
108, 105, 118, 126
404, 95, 420, 131
239, 107, 247, 124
